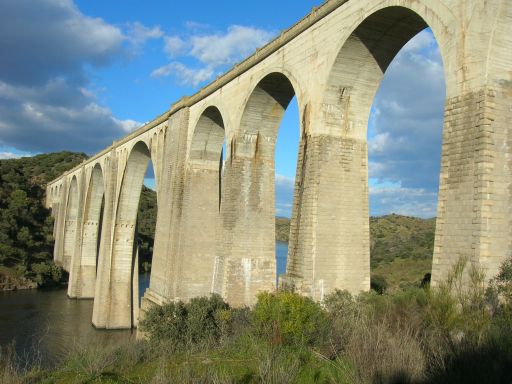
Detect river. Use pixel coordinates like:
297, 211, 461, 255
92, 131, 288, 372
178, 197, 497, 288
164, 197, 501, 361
0, 242, 288, 367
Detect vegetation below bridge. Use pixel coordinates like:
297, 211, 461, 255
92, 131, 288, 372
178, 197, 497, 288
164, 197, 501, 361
3, 256, 512, 383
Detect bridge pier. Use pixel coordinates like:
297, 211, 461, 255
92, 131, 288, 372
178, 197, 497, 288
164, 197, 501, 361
283, 130, 370, 300
92, 156, 118, 328
218, 133, 276, 306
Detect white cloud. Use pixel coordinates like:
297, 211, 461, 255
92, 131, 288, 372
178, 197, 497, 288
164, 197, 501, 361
275, 174, 295, 189
368, 27, 445, 192
184, 21, 210, 31
189, 25, 275, 67
153, 24, 276, 86
164, 36, 186, 57
401, 29, 436, 54
0, 0, 154, 154
0, 0, 125, 85
369, 185, 438, 218
275, 174, 295, 218
0, 152, 21, 159
113, 117, 143, 133
127, 21, 163, 48
368, 132, 391, 153
151, 62, 215, 87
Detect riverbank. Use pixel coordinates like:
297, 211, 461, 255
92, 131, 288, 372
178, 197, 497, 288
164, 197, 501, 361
0, 267, 37, 291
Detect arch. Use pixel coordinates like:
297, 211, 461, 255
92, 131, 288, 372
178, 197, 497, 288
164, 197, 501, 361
108, 141, 154, 328
239, 72, 297, 141
69, 164, 105, 298
322, 6, 445, 140
285, 5, 449, 299
190, 105, 225, 165
63, 176, 79, 271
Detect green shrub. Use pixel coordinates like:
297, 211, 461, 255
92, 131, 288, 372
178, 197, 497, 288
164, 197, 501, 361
139, 294, 230, 351
30, 261, 63, 286
371, 274, 388, 294
187, 294, 229, 345
252, 291, 327, 346
139, 300, 189, 348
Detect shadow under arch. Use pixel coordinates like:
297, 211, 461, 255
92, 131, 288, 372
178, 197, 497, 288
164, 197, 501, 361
68, 163, 105, 298
62, 176, 79, 272
322, 6, 445, 140
108, 141, 157, 329
218, 71, 299, 306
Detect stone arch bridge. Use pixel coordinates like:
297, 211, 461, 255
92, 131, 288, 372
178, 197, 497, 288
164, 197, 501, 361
46, 0, 512, 329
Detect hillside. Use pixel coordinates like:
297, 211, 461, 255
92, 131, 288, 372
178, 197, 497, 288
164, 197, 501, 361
275, 214, 436, 290
275, 217, 291, 242
137, 186, 157, 271
0, 152, 87, 289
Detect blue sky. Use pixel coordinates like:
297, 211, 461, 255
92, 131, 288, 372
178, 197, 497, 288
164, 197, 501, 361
0, 0, 445, 218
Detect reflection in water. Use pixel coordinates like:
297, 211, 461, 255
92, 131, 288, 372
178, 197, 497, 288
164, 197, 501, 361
0, 288, 132, 368
0, 243, 289, 367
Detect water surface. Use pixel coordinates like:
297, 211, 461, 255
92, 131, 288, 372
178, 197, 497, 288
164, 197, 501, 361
0, 244, 288, 367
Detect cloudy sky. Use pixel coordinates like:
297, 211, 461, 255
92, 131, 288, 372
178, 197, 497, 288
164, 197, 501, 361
0, 0, 445, 218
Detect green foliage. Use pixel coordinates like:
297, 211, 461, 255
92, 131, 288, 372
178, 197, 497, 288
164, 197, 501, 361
139, 294, 230, 350
30, 261, 64, 286
136, 186, 157, 270
9, 259, 512, 383
370, 213, 436, 267
486, 256, 512, 333
275, 217, 291, 242
370, 274, 388, 294
277, 214, 436, 267
277, 214, 436, 291
0, 151, 86, 287
252, 291, 327, 346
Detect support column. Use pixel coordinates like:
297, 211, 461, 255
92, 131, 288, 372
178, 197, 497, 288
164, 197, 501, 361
92, 155, 118, 328
432, 86, 512, 284
141, 108, 190, 316
77, 210, 102, 298
432, 1, 512, 286
176, 161, 220, 300
282, 106, 370, 300
53, 180, 68, 267
218, 133, 276, 306
68, 170, 86, 298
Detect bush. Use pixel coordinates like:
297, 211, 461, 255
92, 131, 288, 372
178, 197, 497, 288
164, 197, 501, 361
30, 261, 63, 286
371, 274, 388, 294
139, 294, 230, 351
187, 294, 229, 345
252, 291, 327, 346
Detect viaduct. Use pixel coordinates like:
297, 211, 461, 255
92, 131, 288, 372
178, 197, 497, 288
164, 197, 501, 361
45, 0, 512, 329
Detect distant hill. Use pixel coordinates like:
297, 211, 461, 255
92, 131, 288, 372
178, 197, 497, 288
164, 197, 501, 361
0, 151, 159, 288
370, 214, 435, 290
0, 152, 87, 289
275, 217, 291, 242
370, 214, 435, 266
275, 214, 436, 291
137, 186, 157, 271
